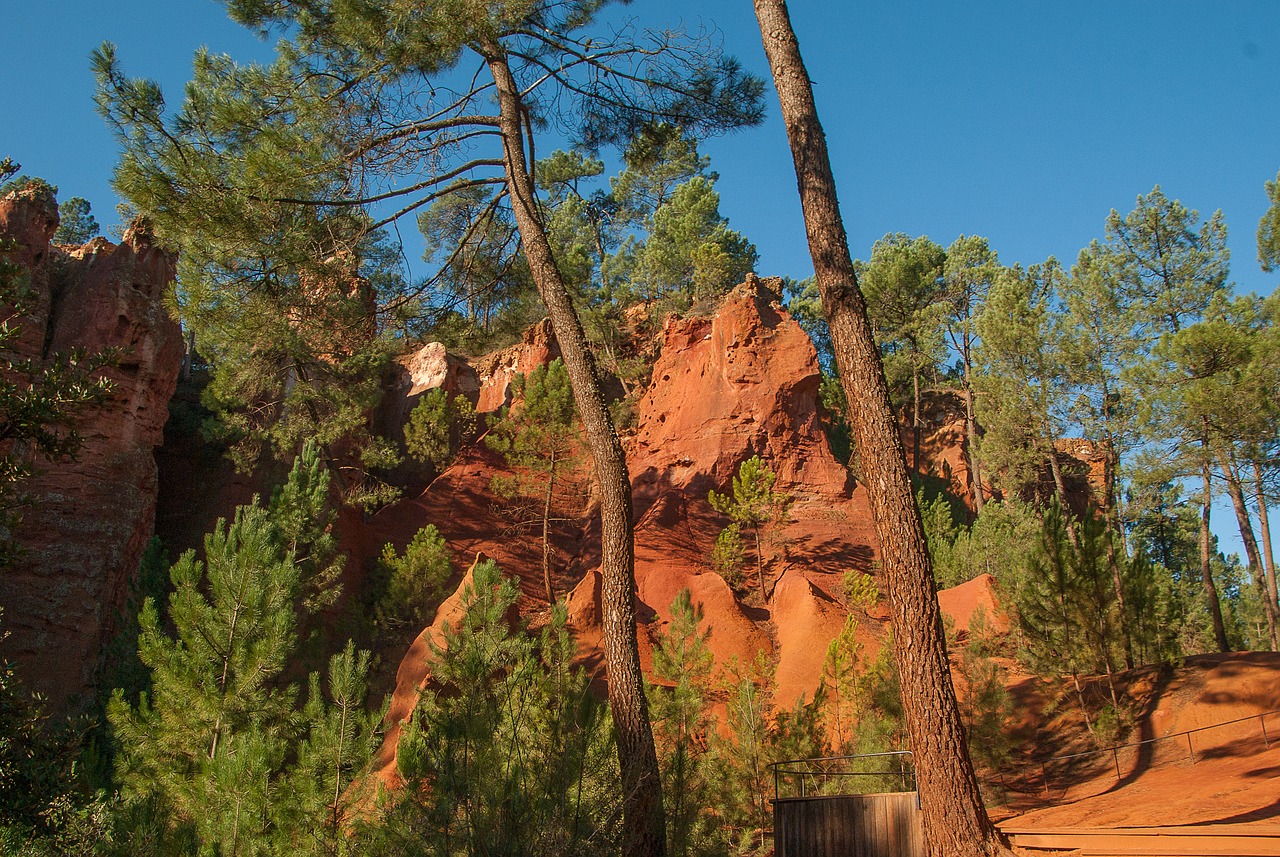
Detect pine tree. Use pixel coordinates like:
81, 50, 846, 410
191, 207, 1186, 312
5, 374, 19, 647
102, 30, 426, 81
269, 439, 344, 615
404, 388, 477, 473
486, 359, 580, 604
374, 524, 454, 637
392, 561, 621, 855
820, 613, 863, 754
708, 456, 791, 601
52, 198, 99, 245
942, 235, 999, 510
109, 503, 300, 847
97, 9, 764, 846
283, 642, 381, 855
860, 233, 948, 470
974, 260, 1075, 512
750, 3, 1008, 852
649, 591, 715, 857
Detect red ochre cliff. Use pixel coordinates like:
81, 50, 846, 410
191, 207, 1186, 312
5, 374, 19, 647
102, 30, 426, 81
0, 185, 183, 711
365, 278, 891, 783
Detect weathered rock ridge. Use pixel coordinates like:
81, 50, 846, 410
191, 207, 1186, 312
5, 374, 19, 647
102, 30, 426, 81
0, 186, 183, 711
366, 279, 887, 780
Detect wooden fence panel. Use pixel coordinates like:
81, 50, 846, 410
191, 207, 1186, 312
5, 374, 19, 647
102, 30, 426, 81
773, 793, 923, 857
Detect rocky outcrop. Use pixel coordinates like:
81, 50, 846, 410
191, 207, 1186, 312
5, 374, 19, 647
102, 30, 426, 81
0, 186, 182, 712
365, 277, 887, 775
630, 276, 852, 506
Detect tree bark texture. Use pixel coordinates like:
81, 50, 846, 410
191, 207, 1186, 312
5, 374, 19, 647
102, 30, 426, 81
1200, 455, 1230, 653
1255, 461, 1280, 650
1217, 449, 1276, 650
961, 354, 986, 512
752, 3, 1007, 855
482, 41, 666, 857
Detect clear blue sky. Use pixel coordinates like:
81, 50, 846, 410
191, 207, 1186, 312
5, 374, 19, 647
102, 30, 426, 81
2, 1, 1277, 562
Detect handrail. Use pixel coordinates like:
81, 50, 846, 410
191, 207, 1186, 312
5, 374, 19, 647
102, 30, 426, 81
770, 751, 917, 800
1022, 707, 1279, 799
1046, 707, 1277, 764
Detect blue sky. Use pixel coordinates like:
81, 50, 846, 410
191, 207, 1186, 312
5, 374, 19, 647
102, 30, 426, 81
2, 1, 1278, 563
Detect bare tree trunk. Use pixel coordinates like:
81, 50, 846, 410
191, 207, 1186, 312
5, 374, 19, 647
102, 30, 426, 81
542, 451, 557, 605
1217, 449, 1276, 650
1047, 447, 1082, 551
961, 344, 986, 512
912, 362, 922, 472
1200, 454, 1230, 653
1255, 460, 1280, 650
752, 3, 1008, 854
482, 41, 665, 857
753, 521, 768, 601
1097, 440, 1134, 669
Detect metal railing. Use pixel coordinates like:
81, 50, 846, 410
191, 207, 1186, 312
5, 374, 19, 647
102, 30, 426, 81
1023, 708, 1279, 799
771, 751, 917, 800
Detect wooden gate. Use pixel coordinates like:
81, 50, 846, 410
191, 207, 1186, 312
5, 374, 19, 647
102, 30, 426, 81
770, 752, 923, 857
773, 792, 923, 857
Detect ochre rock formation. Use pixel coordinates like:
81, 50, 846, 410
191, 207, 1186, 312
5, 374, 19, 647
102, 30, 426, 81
472, 318, 561, 414
0, 186, 182, 712
367, 278, 891, 774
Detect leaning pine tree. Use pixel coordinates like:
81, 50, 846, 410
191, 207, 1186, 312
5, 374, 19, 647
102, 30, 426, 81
95, 4, 764, 851
752, 2, 1011, 854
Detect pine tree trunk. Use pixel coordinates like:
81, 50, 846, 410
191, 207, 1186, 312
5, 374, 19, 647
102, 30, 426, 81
752, 4, 1008, 854
1047, 447, 1083, 552
961, 342, 986, 512
912, 362, 922, 472
1217, 448, 1276, 650
1099, 439, 1134, 669
1200, 453, 1230, 653
1255, 460, 1280, 651
754, 521, 768, 601
542, 451, 557, 605
482, 41, 666, 857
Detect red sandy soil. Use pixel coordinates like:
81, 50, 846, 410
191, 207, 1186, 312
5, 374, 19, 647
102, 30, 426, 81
996, 652, 1280, 838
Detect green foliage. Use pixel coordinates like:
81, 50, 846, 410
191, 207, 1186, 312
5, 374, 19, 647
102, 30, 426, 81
107, 464, 379, 854
1103, 186, 1228, 340
374, 525, 453, 636
100, 537, 171, 713
387, 560, 622, 855
486, 359, 580, 603
1258, 169, 1280, 272
93, 0, 762, 481
269, 439, 345, 614
405, 388, 477, 472
649, 591, 717, 857
109, 504, 301, 837
841, 570, 878, 612
708, 456, 791, 600
973, 259, 1070, 499
622, 177, 756, 307
52, 198, 99, 245
820, 614, 863, 754
926, 497, 1042, 590
852, 636, 905, 754
0, 611, 84, 840
708, 652, 823, 856
710, 523, 745, 584
860, 233, 948, 419
285, 642, 382, 853
955, 607, 1012, 772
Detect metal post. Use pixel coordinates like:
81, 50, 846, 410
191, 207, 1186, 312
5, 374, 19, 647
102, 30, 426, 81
1112, 748, 1121, 781
1262, 714, 1271, 749
1041, 762, 1049, 798
1186, 732, 1194, 764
